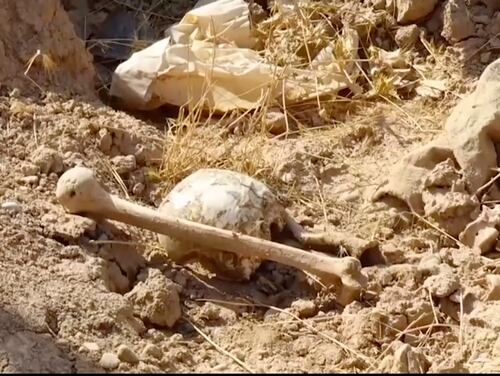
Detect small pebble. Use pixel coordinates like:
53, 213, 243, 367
31, 146, 64, 174
424, 273, 460, 298
141, 343, 162, 359
263, 110, 287, 135
117, 344, 139, 364
21, 162, 40, 176
111, 155, 136, 174
81, 342, 100, 352
480, 52, 491, 64
99, 352, 120, 370
1, 201, 22, 213
98, 128, 112, 153
20, 175, 39, 185
291, 299, 318, 318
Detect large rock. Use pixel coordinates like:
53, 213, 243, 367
441, 0, 475, 43
125, 269, 181, 328
396, 0, 439, 24
395, 25, 421, 49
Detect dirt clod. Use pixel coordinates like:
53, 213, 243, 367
125, 269, 181, 328
390, 342, 429, 373
111, 155, 137, 175
141, 344, 162, 360
396, 0, 438, 24
31, 147, 64, 175
117, 345, 139, 364
442, 0, 476, 42
423, 271, 460, 298
198, 302, 238, 325
485, 275, 500, 301
395, 24, 420, 49
290, 299, 318, 318
99, 352, 120, 370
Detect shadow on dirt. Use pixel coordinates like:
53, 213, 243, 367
0, 307, 102, 373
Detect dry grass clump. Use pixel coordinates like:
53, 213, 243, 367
151, 104, 276, 194
255, 1, 341, 68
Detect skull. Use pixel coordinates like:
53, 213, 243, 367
158, 169, 287, 280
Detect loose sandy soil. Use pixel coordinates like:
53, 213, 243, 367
1, 0, 499, 373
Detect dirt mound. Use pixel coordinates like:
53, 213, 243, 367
0, 0, 95, 96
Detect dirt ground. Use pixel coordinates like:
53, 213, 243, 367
1, 0, 500, 373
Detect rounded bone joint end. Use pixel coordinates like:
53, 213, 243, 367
56, 167, 108, 214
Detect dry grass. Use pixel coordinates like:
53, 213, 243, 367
24, 49, 58, 91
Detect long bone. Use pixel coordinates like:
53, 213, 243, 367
56, 167, 367, 305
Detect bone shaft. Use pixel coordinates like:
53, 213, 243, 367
102, 194, 345, 277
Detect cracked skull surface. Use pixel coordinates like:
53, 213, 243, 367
158, 169, 287, 280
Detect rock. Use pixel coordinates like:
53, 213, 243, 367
439, 290, 480, 320
459, 205, 500, 254
198, 302, 238, 324
467, 301, 500, 330
111, 155, 136, 174
472, 227, 498, 254
475, 24, 488, 38
372, 310, 409, 337
104, 262, 130, 294
290, 299, 318, 318
485, 275, 500, 301
99, 352, 120, 370
292, 336, 315, 356
20, 175, 39, 185
396, 0, 438, 24
381, 244, 406, 264
442, 0, 475, 43
116, 345, 139, 364
395, 24, 420, 49
1, 200, 22, 213
63, 152, 85, 168
390, 342, 430, 373
141, 344, 162, 359
138, 362, 162, 373
125, 268, 181, 328
263, 109, 287, 135
113, 304, 147, 335
418, 254, 441, 274
453, 37, 487, 60
134, 143, 163, 165
31, 146, 64, 174
41, 212, 96, 242
423, 271, 460, 297
487, 12, 500, 36
98, 128, 112, 153
263, 308, 280, 321
481, 52, 492, 64
371, 0, 386, 10
20, 162, 40, 176
490, 36, 500, 50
